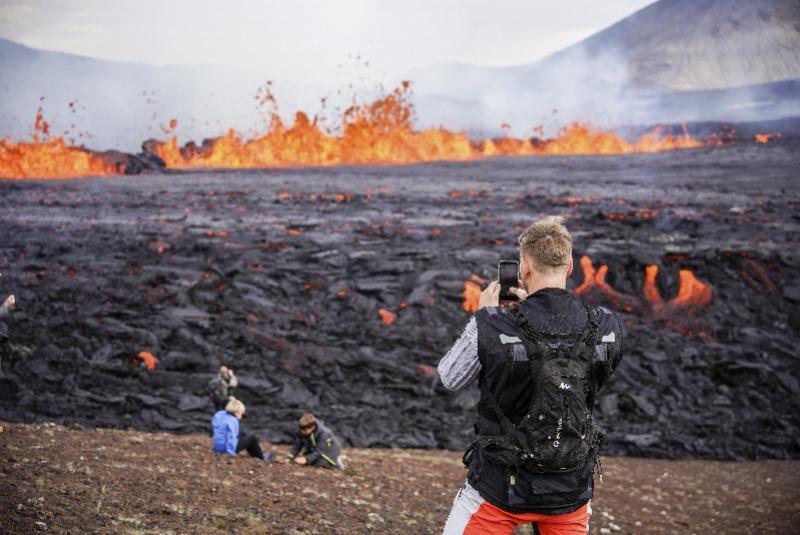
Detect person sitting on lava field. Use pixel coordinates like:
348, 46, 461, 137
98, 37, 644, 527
211, 398, 275, 462
288, 412, 344, 469
208, 365, 238, 411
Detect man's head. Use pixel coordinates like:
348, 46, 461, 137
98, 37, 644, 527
298, 412, 317, 436
517, 216, 574, 292
225, 398, 245, 419
219, 366, 231, 379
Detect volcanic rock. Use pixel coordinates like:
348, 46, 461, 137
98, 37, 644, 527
0, 143, 798, 461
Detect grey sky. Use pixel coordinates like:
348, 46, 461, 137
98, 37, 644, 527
0, 0, 654, 85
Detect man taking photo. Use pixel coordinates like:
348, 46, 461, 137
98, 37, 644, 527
439, 216, 624, 535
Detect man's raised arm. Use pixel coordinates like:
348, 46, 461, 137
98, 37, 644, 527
437, 317, 480, 391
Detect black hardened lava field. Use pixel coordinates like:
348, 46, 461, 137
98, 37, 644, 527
0, 141, 798, 460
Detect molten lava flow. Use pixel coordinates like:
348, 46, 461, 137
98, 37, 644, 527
155, 83, 474, 169
0, 108, 116, 179
462, 274, 488, 313
642, 265, 664, 311
533, 123, 702, 155
378, 308, 397, 325
642, 265, 712, 317
154, 84, 711, 171
571, 259, 712, 333
667, 270, 713, 312
134, 351, 159, 371
3, 86, 716, 178
574, 256, 635, 311
755, 133, 780, 144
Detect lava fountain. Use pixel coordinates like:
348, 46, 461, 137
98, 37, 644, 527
153, 83, 712, 170
2, 84, 721, 179
0, 109, 116, 179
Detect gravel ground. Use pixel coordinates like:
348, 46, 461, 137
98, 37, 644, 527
2, 422, 799, 534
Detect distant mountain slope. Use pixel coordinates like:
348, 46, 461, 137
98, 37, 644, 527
412, 0, 800, 135
0, 39, 324, 152
539, 0, 800, 91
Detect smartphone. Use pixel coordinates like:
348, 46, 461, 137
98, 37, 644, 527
498, 260, 520, 301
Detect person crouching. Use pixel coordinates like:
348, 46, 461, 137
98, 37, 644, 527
288, 413, 344, 469
211, 398, 275, 462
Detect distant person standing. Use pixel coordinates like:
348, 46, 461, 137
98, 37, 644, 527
211, 398, 275, 462
208, 365, 238, 411
288, 413, 344, 469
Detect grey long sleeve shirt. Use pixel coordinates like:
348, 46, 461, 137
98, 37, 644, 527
437, 317, 480, 391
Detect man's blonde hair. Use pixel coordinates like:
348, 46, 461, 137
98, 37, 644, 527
225, 398, 245, 415
517, 215, 572, 272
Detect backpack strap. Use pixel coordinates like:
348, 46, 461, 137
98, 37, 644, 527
582, 304, 601, 407
570, 304, 599, 359
481, 304, 598, 439
482, 359, 518, 436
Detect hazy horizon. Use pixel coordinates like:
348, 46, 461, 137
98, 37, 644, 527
0, 0, 655, 87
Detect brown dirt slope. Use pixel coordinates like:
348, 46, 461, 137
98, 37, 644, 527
1, 422, 799, 534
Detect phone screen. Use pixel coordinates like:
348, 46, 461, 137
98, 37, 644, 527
498, 260, 520, 301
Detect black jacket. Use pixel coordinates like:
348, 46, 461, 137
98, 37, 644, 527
289, 420, 343, 468
469, 288, 624, 514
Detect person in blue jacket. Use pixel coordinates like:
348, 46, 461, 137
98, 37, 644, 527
211, 398, 274, 462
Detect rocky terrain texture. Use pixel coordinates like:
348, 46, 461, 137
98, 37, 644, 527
0, 141, 798, 461
2, 422, 799, 534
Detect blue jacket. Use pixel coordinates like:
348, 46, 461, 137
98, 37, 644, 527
211, 410, 239, 455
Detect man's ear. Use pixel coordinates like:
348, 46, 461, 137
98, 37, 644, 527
565, 258, 574, 278
520, 255, 531, 280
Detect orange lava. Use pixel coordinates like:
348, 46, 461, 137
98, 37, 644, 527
755, 133, 780, 144
462, 274, 488, 313
155, 82, 473, 169
154, 83, 709, 171
574, 256, 635, 311
668, 269, 713, 311
538, 123, 702, 155
378, 308, 397, 325
642, 264, 664, 309
134, 351, 159, 371
3, 86, 714, 179
0, 108, 117, 179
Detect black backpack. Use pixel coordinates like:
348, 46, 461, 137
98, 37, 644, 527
473, 304, 602, 473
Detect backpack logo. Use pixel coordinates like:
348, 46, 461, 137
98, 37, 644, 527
558, 382, 571, 390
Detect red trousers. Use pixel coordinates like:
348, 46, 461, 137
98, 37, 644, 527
443, 482, 591, 535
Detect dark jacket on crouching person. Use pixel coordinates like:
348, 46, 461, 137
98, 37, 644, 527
439, 288, 624, 515
289, 420, 343, 469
